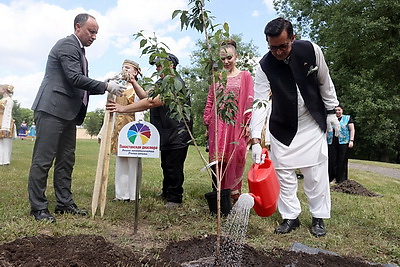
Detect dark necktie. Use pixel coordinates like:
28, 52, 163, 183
81, 47, 88, 106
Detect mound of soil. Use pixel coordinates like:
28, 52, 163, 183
0, 234, 385, 266
163, 235, 384, 267
331, 179, 383, 197
0, 235, 156, 266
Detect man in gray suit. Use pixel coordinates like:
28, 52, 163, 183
28, 13, 125, 222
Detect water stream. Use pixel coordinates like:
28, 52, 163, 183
182, 193, 255, 266
218, 193, 254, 266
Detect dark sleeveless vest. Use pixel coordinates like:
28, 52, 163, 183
259, 40, 327, 146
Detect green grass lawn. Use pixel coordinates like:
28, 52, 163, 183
0, 139, 399, 265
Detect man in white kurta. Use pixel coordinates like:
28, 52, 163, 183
250, 18, 339, 237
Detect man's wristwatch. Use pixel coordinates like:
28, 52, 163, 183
327, 109, 336, 114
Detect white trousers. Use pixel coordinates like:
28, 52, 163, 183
115, 157, 142, 201
276, 159, 331, 219
0, 138, 12, 165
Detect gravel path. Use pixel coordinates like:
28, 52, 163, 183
349, 162, 400, 180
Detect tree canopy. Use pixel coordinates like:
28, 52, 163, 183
9, 100, 34, 132
275, 0, 400, 162
83, 109, 105, 138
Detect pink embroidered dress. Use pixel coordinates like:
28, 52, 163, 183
203, 71, 254, 194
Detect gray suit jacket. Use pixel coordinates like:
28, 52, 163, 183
32, 34, 106, 125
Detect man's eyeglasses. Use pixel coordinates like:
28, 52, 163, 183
269, 42, 290, 52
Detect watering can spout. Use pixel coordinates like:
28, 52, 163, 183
247, 148, 280, 217
237, 193, 255, 209
248, 193, 261, 210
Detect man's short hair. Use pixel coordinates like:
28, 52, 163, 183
264, 17, 293, 39
74, 13, 95, 30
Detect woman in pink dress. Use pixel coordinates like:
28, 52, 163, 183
203, 39, 254, 202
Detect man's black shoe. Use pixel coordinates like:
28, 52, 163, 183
310, 217, 326, 237
31, 209, 56, 223
274, 218, 300, 234
55, 203, 88, 216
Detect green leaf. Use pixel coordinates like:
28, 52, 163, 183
174, 77, 183, 91
172, 10, 182, 19
161, 76, 170, 88
139, 39, 147, 48
223, 22, 229, 33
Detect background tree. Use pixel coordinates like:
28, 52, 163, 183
83, 109, 105, 138
11, 101, 34, 132
274, 0, 400, 162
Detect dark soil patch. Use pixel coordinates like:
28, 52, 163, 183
0, 234, 385, 267
0, 235, 159, 266
331, 179, 383, 197
163, 235, 383, 266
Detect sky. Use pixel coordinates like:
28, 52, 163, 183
0, 0, 278, 112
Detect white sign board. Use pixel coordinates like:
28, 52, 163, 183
117, 121, 160, 158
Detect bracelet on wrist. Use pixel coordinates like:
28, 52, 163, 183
327, 109, 336, 114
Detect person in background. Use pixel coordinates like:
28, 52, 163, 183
106, 53, 193, 209
28, 13, 125, 223
28, 122, 36, 141
203, 39, 254, 203
250, 18, 340, 237
327, 104, 355, 183
18, 120, 28, 140
98, 59, 145, 202
0, 84, 15, 166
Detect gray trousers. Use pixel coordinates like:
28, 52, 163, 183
28, 111, 76, 211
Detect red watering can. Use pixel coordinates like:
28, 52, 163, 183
247, 148, 280, 217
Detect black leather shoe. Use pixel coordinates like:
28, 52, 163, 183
55, 203, 88, 216
310, 217, 326, 237
31, 209, 56, 223
274, 218, 300, 234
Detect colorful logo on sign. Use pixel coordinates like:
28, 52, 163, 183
127, 122, 151, 145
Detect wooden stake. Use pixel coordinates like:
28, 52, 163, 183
92, 93, 115, 218
99, 112, 113, 217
